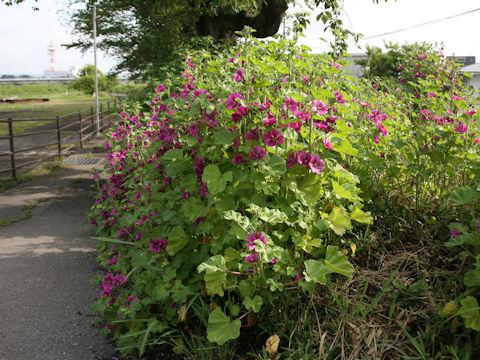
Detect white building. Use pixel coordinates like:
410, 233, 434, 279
460, 63, 480, 94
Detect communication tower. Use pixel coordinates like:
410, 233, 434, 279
47, 41, 56, 72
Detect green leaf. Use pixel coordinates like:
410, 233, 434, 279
167, 226, 188, 256
243, 295, 263, 313
162, 149, 183, 162
259, 155, 287, 177
304, 259, 331, 284
246, 204, 288, 224
324, 245, 354, 278
207, 308, 241, 345
94, 237, 136, 246
326, 207, 352, 236
332, 180, 354, 200
90, 298, 108, 314
198, 255, 227, 274
204, 271, 227, 296
450, 187, 478, 206
180, 197, 209, 222
409, 279, 429, 293
153, 284, 170, 301
202, 164, 233, 195
224, 210, 251, 230
464, 269, 480, 287
438, 301, 457, 318
350, 207, 373, 224
198, 255, 227, 296
238, 280, 256, 298
213, 129, 237, 146
458, 296, 480, 331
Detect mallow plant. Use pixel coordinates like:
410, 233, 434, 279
89, 30, 479, 356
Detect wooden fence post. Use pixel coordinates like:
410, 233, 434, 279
90, 106, 94, 139
78, 110, 84, 149
56, 116, 62, 159
100, 103, 104, 132
8, 118, 16, 180
108, 101, 111, 128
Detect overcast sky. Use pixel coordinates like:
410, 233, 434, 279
1, 0, 480, 76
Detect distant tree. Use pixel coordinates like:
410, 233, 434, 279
356, 44, 403, 79
69, 64, 117, 95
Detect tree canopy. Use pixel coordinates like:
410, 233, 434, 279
64, 0, 377, 78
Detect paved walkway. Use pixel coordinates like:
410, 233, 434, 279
0, 139, 119, 360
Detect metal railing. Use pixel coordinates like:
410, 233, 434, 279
0, 101, 117, 179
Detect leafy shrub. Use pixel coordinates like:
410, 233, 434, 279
89, 33, 480, 357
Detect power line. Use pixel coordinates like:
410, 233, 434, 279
362, 7, 480, 40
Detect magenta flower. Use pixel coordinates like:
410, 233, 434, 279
188, 123, 199, 137
427, 92, 436, 98
156, 85, 166, 93
324, 141, 334, 149
246, 128, 260, 141
199, 183, 209, 197
245, 253, 259, 263
455, 121, 468, 134
246, 233, 266, 251
475, 138, 480, 143
232, 154, 246, 164
233, 68, 245, 82
452, 94, 462, 101
249, 146, 266, 160
311, 99, 329, 115
150, 238, 168, 253
334, 91, 346, 104
309, 155, 325, 175
264, 129, 284, 147
264, 111, 277, 126
125, 295, 139, 307
450, 229, 462, 238
297, 151, 313, 167
286, 153, 298, 168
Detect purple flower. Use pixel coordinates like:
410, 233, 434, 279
309, 155, 325, 175
233, 68, 245, 82
245, 253, 259, 263
311, 99, 328, 115
270, 257, 277, 264
246, 128, 260, 141
264, 129, 284, 147
297, 151, 313, 167
450, 229, 462, 238
455, 121, 468, 134
249, 146, 266, 160
150, 238, 168, 253
286, 153, 298, 168
246, 233, 266, 251
199, 183, 209, 197
125, 295, 139, 307
334, 91, 346, 104
232, 154, 246, 164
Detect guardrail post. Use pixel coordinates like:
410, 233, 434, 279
78, 110, 84, 149
8, 117, 16, 180
90, 106, 94, 139
100, 103, 104, 132
56, 116, 62, 160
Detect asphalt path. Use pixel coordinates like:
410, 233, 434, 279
0, 165, 118, 359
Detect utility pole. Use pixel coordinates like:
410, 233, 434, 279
93, 4, 100, 135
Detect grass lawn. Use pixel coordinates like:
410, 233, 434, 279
0, 84, 115, 135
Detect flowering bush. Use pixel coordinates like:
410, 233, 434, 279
89, 33, 480, 356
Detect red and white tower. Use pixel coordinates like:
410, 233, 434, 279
47, 40, 56, 72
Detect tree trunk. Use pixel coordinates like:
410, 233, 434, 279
196, 0, 288, 41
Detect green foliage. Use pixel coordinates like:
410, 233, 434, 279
69, 64, 117, 95
88, 33, 480, 358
